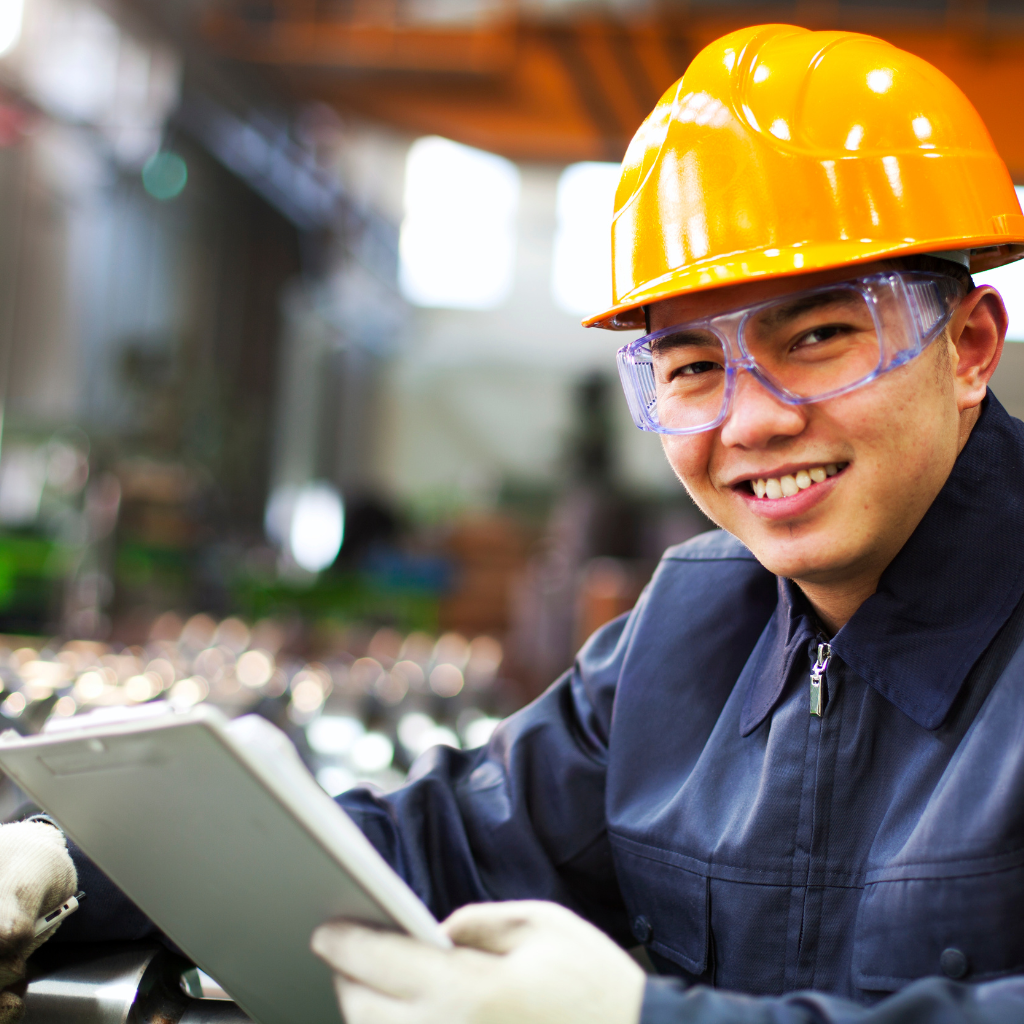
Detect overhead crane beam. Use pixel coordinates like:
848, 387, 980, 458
201, 12, 517, 74
200, 2, 1024, 177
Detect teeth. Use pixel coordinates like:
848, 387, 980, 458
752, 464, 846, 501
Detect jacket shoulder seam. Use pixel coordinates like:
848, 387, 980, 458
662, 554, 759, 562
660, 530, 759, 563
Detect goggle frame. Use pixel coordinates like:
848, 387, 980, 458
616, 271, 966, 435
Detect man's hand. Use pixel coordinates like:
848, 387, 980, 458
311, 900, 646, 1024
0, 821, 77, 1023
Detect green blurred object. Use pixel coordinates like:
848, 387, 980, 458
142, 151, 188, 201
234, 569, 439, 635
115, 542, 192, 610
0, 533, 63, 633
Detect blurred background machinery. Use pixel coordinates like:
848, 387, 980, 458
0, 0, 1020, 785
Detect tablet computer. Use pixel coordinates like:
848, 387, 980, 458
0, 704, 449, 1024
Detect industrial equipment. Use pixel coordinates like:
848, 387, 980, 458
24, 942, 252, 1024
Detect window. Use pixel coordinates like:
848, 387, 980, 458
399, 136, 519, 310
551, 161, 620, 316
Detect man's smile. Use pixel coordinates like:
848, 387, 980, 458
745, 462, 850, 500
723, 461, 851, 520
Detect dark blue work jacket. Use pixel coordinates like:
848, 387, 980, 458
68, 394, 1024, 1022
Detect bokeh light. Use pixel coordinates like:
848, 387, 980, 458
290, 484, 344, 573
142, 151, 188, 201
236, 649, 274, 688
14, 615, 506, 809
307, 715, 364, 756
428, 662, 464, 698
1, 692, 25, 717
169, 676, 208, 709
316, 765, 356, 797
350, 732, 394, 774
266, 482, 345, 574
462, 715, 500, 749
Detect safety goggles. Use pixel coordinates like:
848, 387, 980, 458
616, 271, 966, 435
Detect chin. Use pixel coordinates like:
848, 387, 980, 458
742, 535, 856, 582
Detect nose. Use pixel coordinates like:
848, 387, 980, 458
718, 368, 808, 449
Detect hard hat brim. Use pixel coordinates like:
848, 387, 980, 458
583, 238, 1024, 331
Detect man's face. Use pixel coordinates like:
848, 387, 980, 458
648, 263, 986, 591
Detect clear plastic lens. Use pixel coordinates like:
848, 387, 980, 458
617, 344, 730, 434
617, 272, 960, 434
648, 329, 728, 431
901, 275, 961, 343
742, 288, 882, 399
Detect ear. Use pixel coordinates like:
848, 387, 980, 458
948, 285, 1007, 413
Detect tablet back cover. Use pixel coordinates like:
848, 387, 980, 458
0, 710, 412, 1024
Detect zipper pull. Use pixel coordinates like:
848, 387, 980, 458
810, 642, 831, 717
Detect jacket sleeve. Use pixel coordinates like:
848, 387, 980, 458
641, 975, 1024, 1023
336, 602, 643, 942
55, 843, 160, 943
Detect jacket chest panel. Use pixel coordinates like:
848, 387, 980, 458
607, 657, 1024, 998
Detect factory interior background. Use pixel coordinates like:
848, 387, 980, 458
0, 0, 1022, 803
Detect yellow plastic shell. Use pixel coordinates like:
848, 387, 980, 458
585, 24, 1024, 330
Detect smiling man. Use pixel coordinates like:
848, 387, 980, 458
4, 21, 1024, 1024
639, 261, 995, 634
308, 23, 1024, 1024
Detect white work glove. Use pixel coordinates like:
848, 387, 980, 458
312, 900, 646, 1024
0, 821, 77, 1024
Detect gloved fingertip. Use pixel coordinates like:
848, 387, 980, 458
0, 917, 32, 956
310, 923, 347, 960
310, 925, 330, 956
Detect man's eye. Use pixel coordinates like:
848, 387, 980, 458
678, 360, 721, 376
794, 324, 849, 348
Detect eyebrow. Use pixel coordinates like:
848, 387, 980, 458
651, 287, 861, 348
650, 330, 724, 354
754, 289, 858, 331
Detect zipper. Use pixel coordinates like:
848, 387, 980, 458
794, 639, 830, 992
809, 642, 831, 716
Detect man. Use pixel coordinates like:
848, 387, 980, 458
4, 22, 1024, 1024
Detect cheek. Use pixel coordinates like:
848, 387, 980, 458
837, 363, 954, 476
660, 434, 716, 491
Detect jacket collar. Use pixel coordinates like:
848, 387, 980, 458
741, 394, 1024, 735
739, 578, 817, 736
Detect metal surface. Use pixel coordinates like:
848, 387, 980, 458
23, 943, 253, 1024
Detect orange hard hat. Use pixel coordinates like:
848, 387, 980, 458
585, 24, 1024, 330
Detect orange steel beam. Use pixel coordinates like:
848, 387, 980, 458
201, 6, 1024, 176
295, 30, 604, 163
201, 10, 517, 74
